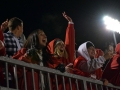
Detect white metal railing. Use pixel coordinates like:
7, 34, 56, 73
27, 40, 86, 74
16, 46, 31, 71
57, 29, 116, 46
0, 56, 120, 90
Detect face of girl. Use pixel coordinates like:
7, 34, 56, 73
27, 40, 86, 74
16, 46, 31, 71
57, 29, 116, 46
87, 46, 96, 59
55, 41, 65, 52
38, 30, 47, 47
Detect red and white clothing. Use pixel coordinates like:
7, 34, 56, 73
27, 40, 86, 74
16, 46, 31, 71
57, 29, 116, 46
74, 41, 105, 79
47, 22, 75, 66
47, 22, 75, 90
12, 48, 45, 90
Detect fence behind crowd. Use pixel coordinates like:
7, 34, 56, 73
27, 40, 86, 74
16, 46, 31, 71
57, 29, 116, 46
0, 56, 120, 90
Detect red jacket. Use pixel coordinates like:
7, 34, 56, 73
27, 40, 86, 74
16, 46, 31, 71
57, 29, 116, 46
73, 49, 103, 79
47, 23, 75, 90
47, 23, 75, 65
74, 56, 102, 79
12, 48, 40, 90
0, 28, 5, 56
102, 43, 120, 86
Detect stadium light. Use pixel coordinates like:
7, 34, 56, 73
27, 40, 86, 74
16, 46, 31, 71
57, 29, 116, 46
103, 16, 120, 45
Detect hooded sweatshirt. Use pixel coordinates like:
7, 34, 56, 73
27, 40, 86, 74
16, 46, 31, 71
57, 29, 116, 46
74, 41, 106, 79
47, 22, 75, 68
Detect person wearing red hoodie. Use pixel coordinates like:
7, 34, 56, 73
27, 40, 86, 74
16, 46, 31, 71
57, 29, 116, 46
47, 12, 75, 71
102, 43, 120, 86
47, 12, 75, 90
73, 41, 113, 89
12, 29, 48, 90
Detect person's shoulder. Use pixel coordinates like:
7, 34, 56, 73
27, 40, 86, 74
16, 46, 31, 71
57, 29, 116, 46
75, 56, 86, 62
3, 32, 9, 36
77, 56, 85, 59
4, 31, 13, 38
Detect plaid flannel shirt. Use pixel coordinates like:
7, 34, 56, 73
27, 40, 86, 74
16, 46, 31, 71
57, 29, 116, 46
4, 31, 24, 57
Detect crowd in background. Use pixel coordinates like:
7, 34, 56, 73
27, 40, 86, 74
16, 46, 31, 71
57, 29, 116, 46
0, 12, 120, 90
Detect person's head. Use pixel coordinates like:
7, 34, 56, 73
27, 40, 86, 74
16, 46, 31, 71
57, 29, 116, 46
8, 17, 23, 37
54, 39, 66, 56
77, 41, 95, 61
48, 39, 68, 58
24, 29, 47, 50
86, 42, 95, 59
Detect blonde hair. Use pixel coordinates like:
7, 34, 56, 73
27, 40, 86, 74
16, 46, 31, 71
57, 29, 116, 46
54, 42, 68, 59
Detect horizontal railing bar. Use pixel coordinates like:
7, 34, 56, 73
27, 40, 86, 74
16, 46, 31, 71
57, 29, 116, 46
0, 86, 18, 90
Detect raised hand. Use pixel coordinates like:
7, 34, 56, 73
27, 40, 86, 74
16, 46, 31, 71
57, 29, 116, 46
62, 12, 73, 22
1, 19, 8, 32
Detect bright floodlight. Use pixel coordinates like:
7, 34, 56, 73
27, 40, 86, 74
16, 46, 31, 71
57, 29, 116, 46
103, 16, 120, 34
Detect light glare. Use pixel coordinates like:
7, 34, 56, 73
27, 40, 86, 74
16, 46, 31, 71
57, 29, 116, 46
103, 16, 120, 34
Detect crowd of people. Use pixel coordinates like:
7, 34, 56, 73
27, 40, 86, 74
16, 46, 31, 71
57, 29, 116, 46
0, 12, 119, 90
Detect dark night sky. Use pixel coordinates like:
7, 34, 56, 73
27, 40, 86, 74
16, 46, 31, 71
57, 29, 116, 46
1, 0, 120, 50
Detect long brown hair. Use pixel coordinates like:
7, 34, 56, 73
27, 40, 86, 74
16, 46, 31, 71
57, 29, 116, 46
24, 29, 51, 65
24, 29, 43, 50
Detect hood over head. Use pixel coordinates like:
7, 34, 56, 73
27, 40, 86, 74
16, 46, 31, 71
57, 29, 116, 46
77, 41, 94, 61
47, 38, 62, 54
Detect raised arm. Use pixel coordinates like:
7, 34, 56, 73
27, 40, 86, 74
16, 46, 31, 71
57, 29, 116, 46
0, 40, 5, 56
0, 20, 8, 56
1, 19, 8, 32
0, 19, 8, 41
63, 12, 75, 63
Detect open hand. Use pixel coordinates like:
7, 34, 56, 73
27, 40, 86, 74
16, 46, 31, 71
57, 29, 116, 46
62, 12, 73, 22
1, 19, 8, 32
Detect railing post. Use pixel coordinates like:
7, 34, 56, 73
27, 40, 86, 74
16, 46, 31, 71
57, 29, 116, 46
80, 80, 87, 90
5, 62, 9, 88
32, 69, 35, 90
23, 67, 27, 90
75, 79, 79, 90
55, 74, 58, 90
14, 65, 18, 89
69, 78, 72, 90
47, 73, 52, 90
62, 76, 66, 90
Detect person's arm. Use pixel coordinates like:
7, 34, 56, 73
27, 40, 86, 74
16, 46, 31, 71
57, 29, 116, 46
0, 27, 4, 42
63, 12, 75, 63
0, 19, 8, 42
1, 19, 8, 32
0, 40, 5, 56
80, 56, 106, 72
79, 51, 113, 73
